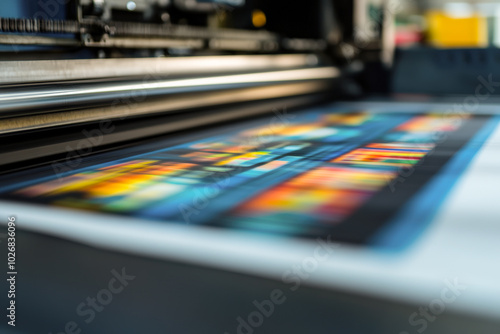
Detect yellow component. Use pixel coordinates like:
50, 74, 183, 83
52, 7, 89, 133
86, 182, 137, 197
49, 178, 106, 195
215, 151, 265, 166
426, 11, 488, 48
252, 9, 267, 28
323, 113, 371, 126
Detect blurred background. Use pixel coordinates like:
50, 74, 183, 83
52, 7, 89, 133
353, 0, 500, 49
4, 0, 500, 50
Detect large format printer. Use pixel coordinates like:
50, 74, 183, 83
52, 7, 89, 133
1, 1, 500, 333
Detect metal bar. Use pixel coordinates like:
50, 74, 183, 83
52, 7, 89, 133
0, 34, 80, 46
0, 81, 333, 134
0, 95, 325, 167
0, 66, 340, 117
84, 36, 204, 49
0, 54, 322, 84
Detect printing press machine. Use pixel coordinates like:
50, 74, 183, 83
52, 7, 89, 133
1, 0, 500, 333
